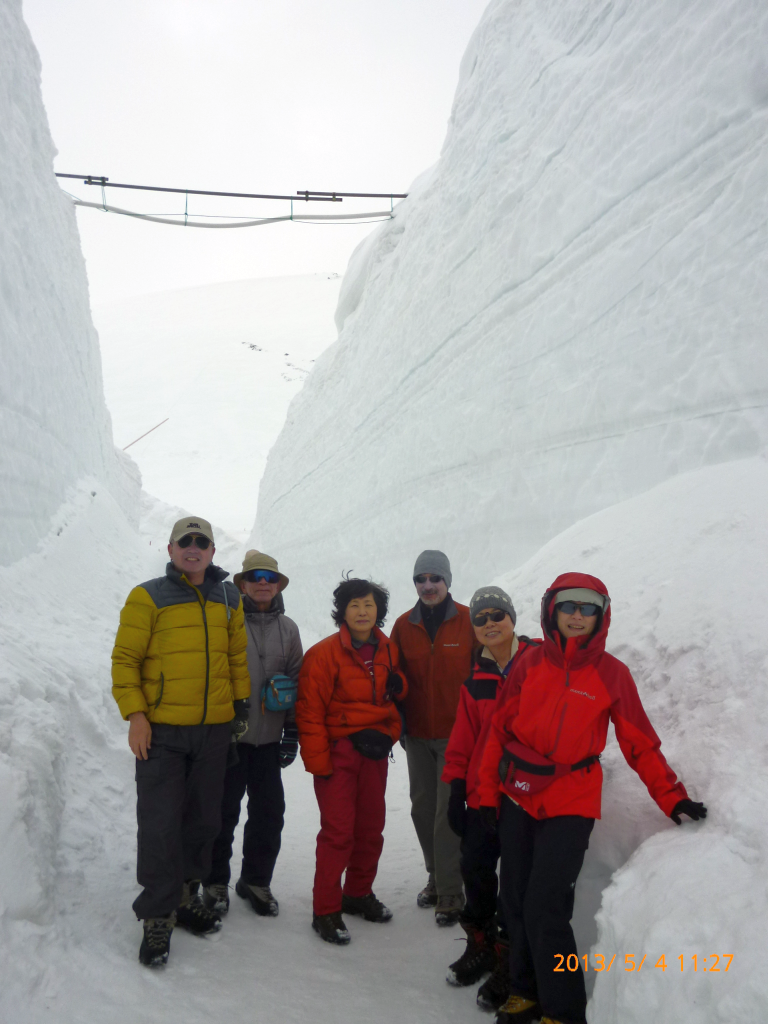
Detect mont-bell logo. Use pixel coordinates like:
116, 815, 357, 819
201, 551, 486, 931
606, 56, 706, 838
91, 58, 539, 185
187, 521, 201, 529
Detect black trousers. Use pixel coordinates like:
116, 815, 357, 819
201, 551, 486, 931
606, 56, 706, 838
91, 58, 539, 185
460, 807, 505, 934
498, 797, 594, 1024
205, 741, 285, 887
132, 723, 230, 920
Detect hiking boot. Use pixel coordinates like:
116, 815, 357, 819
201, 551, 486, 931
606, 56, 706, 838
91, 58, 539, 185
416, 876, 438, 908
341, 892, 393, 922
203, 883, 230, 915
312, 912, 351, 945
435, 893, 465, 926
176, 880, 223, 935
446, 919, 496, 986
477, 937, 510, 1011
138, 914, 174, 967
235, 879, 279, 917
494, 994, 541, 1024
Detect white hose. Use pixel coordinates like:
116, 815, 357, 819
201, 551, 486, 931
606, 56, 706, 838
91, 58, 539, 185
70, 198, 393, 228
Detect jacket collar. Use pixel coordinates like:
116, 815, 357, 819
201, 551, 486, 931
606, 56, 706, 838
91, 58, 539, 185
408, 594, 458, 626
479, 634, 519, 671
165, 561, 229, 589
243, 592, 284, 617
339, 622, 388, 652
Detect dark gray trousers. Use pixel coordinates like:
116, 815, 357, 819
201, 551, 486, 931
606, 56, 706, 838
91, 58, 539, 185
132, 723, 230, 920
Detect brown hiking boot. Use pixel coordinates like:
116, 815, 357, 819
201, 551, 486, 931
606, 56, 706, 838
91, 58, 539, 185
416, 876, 438, 908
495, 994, 541, 1024
435, 892, 465, 926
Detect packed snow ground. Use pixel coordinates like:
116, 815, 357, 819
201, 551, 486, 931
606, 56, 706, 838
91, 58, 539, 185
3, 456, 763, 1023
94, 273, 342, 540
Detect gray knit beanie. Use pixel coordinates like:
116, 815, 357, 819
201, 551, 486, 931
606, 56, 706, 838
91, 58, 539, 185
413, 549, 452, 588
469, 586, 517, 625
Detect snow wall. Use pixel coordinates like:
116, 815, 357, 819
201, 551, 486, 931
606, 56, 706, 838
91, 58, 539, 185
0, 0, 145, 1005
0, 0, 139, 567
252, 2, 768, 1019
254, 0, 768, 636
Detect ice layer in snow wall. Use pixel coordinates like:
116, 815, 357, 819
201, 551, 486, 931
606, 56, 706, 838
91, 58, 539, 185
0, 0, 137, 565
255, 0, 768, 626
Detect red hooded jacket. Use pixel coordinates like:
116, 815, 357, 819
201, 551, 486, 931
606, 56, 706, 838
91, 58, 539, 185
477, 573, 688, 820
442, 637, 541, 808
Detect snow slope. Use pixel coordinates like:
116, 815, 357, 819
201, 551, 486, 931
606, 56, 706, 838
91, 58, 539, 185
254, 0, 768, 638
94, 274, 341, 539
0, 0, 138, 565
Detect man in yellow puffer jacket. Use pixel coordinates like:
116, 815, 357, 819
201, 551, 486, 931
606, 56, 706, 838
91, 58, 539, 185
112, 515, 249, 967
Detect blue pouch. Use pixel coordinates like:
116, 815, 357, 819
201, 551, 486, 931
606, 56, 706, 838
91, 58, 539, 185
261, 673, 298, 713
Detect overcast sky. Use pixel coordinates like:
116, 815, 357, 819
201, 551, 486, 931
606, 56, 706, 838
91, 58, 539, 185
23, 0, 488, 306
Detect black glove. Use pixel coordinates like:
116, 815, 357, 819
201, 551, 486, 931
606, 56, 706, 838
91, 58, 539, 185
670, 799, 707, 825
447, 778, 468, 837
478, 805, 498, 836
231, 699, 250, 743
385, 671, 404, 701
279, 721, 299, 769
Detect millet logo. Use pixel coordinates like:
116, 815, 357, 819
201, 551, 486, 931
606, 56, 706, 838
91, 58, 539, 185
514, 780, 531, 791
571, 689, 595, 700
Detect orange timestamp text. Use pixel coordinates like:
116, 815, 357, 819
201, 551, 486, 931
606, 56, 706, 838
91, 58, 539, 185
554, 954, 734, 973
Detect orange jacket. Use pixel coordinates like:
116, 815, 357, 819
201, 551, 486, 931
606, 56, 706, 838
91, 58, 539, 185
390, 597, 476, 739
296, 625, 407, 776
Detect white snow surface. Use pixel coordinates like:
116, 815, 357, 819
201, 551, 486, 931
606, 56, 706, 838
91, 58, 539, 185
255, 0, 768, 633
0, 0, 138, 565
94, 273, 341, 540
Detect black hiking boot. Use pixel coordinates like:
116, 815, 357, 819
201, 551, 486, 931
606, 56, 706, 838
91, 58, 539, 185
494, 994, 541, 1024
235, 879, 279, 916
312, 911, 351, 945
341, 892, 393, 922
446, 918, 496, 986
139, 914, 174, 967
477, 937, 510, 1011
203, 883, 230, 915
175, 880, 223, 935
416, 876, 438, 908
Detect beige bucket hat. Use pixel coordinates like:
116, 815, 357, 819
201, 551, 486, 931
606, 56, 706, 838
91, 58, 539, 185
233, 549, 289, 591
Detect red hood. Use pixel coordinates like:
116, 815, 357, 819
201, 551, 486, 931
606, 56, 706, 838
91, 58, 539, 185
540, 572, 611, 667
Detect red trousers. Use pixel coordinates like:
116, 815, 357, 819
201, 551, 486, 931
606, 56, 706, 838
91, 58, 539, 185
313, 737, 389, 915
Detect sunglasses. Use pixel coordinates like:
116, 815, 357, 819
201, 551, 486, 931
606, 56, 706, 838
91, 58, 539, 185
556, 601, 600, 617
414, 574, 444, 585
244, 569, 280, 584
177, 534, 212, 550
473, 609, 508, 627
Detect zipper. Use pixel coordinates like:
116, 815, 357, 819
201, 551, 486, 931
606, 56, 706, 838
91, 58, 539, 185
154, 672, 165, 708
196, 589, 211, 725
545, 670, 570, 757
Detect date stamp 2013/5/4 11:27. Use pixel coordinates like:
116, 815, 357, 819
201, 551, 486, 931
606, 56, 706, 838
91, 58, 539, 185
554, 954, 734, 973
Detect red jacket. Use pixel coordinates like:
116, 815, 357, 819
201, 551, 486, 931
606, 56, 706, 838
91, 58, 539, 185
296, 624, 406, 776
442, 638, 540, 808
477, 573, 688, 820
391, 597, 476, 739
